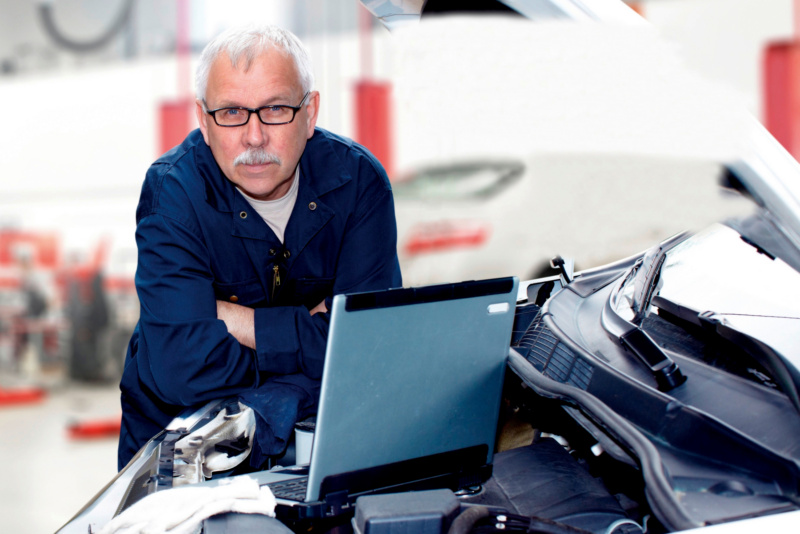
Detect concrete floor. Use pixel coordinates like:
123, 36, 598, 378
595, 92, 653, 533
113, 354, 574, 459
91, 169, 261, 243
0, 375, 121, 534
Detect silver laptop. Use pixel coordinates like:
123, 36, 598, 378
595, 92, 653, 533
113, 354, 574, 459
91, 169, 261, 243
262, 277, 519, 518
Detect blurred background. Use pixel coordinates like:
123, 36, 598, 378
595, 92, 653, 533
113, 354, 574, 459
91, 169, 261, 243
0, 0, 797, 532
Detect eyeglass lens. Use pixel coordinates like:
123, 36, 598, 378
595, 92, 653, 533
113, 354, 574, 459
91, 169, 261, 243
215, 106, 296, 126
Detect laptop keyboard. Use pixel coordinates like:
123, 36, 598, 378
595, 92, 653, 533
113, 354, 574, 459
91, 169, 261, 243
266, 477, 308, 502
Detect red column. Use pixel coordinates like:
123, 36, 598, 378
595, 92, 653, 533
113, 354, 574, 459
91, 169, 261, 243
355, 81, 394, 178
159, 99, 193, 155
764, 41, 800, 158
158, 0, 193, 156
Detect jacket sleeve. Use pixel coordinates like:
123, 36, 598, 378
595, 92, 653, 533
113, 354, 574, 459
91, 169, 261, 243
134, 185, 264, 407
252, 157, 403, 380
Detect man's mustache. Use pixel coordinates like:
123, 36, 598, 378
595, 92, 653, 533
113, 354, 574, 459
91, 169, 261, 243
234, 148, 282, 166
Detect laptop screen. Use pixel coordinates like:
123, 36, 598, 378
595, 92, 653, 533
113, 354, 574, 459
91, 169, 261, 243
305, 277, 519, 502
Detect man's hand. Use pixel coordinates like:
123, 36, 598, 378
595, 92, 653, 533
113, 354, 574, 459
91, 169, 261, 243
216, 300, 256, 349
309, 299, 328, 316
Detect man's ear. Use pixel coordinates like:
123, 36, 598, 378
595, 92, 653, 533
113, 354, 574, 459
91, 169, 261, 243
196, 99, 210, 145
305, 91, 320, 139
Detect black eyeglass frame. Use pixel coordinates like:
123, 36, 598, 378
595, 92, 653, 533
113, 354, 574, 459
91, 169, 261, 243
205, 91, 311, 127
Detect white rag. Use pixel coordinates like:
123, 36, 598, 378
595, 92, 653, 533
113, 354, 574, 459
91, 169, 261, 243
98, 476, 276, 534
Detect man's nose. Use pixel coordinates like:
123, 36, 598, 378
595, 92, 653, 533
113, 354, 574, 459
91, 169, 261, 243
243, 112, 266, 146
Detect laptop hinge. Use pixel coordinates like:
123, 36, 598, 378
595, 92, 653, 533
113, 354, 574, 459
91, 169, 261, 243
324, 489, 350, 515
457, 469, 486, 490
318, 445, 490, 506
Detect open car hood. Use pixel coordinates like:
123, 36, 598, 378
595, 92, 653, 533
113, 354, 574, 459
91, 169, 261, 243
359, 0, 641, 30
362, 0, 800, 268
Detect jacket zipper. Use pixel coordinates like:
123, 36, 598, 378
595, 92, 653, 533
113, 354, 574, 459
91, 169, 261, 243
271, 264, 281, 301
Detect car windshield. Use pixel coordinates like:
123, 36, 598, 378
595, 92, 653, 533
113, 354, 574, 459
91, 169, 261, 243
657, 224, 800, 319
613, 223, 800, 397
616, 223, 800, 322
392, 162, 524, 201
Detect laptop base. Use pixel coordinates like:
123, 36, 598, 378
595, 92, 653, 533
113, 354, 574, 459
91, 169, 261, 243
274, 445, 492, 521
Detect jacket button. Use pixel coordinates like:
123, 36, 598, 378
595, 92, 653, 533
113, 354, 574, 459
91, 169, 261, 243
269, 248, 276, 255
240, 211, 247, 219
283, 250, 291, 258
230, 295, 239, 303
308, 202, 317, 211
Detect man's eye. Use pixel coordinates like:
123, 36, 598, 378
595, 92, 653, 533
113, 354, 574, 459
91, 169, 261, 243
223, 108, 242, 117
264, 106, 284, 114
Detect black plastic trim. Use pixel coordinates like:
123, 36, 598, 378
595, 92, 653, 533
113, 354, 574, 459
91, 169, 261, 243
507, 347, 700, 532
345, 277, 515, 311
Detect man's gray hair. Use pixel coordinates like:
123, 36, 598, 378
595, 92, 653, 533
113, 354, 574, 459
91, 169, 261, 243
196, 24, 314, 104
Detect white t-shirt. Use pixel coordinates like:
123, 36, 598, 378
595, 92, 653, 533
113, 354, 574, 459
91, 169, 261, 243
236, 167, 299, 244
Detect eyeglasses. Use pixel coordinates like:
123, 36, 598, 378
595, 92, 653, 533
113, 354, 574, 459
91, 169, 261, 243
205, 92, 310, 127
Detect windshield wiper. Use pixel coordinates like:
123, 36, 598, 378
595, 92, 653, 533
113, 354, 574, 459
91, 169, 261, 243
611, 233, 691, 392
619, 327, 687, 391
653, 296, 800, 415
630, 231, 691, 325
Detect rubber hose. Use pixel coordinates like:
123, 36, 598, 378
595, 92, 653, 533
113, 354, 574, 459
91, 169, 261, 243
447, 506, 492, 534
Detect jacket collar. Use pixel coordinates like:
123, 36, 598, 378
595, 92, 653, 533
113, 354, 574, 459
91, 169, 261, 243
196, 128, 351, 275
198, 127, 352, 215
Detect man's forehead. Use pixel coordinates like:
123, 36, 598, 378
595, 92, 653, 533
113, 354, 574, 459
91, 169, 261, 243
207, 49, 301, 101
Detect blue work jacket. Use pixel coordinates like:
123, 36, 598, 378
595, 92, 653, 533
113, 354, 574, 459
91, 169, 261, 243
118, 128, 402, 469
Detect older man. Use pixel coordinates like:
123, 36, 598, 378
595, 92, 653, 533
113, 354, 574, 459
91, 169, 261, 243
118, 25, 402, 469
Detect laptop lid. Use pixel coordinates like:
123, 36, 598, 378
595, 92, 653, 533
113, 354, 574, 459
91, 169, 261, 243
304, 276, 519, 503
